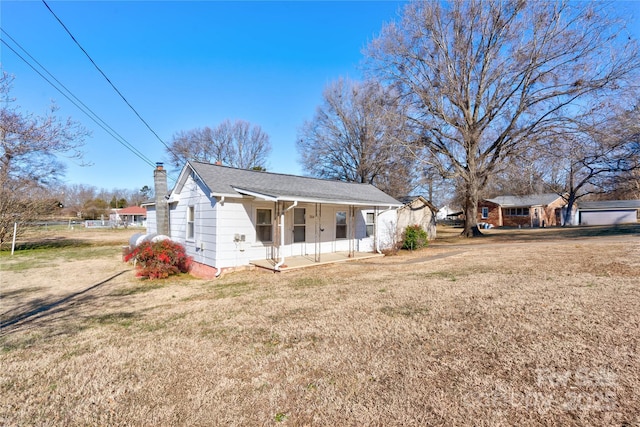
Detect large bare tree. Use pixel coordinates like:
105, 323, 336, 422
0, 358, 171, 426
367, 0, 640, 236
297, 78, 417, 199
167, 119, 271, 171
546, 104, 640, 224
0, 72, 86, 247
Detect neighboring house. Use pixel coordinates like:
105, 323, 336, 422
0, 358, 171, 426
436, 205, 464, 226
144, 162, 402, 275
436, 205, 460, 221
397, 196, 438, 240
111, 206, 147, 227
478, 193, 568, 228
577, 200, 640, 226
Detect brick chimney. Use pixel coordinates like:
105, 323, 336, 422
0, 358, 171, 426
154, 162, 169, 236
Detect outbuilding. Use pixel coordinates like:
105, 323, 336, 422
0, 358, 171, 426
397, 196, 438, 240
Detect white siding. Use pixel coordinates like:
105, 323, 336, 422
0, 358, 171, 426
169, 175, 218, 268
215, 200, 277, 269
379, 209, 399, 250
358, 209, 398, 252
145, 206, 157, 234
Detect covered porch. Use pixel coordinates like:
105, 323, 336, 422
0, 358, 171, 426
250, 251, 384, 272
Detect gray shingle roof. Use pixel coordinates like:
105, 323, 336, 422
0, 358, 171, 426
485, 193, 562, 207
578, 200, 640, 210
186, 161, 402, 207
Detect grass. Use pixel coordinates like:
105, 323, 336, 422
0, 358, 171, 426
1, 246, 119, 272
89, 312, 140, 328
435, 222, 640, 243
212, 280, 255, 299
1, 226, 639, 425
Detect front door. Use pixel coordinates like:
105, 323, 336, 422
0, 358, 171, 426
292, 207, 306, 256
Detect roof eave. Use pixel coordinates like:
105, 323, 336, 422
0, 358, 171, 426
230, 186, 400, 207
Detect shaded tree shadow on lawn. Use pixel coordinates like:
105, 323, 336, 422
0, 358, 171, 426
437, 224, 640, 244
1, 238, 92, 252
0, 269, 131, 333
495, 224, 640, 241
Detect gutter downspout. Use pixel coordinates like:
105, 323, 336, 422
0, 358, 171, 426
274, 201, 297, 271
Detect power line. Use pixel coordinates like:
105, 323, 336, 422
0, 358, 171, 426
41, 0, 178, 159
1, 35, 158, 169
1, 28, 157, 170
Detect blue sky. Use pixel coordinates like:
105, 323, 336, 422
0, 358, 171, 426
2, 1, 639, 194
1, 0, 406, 191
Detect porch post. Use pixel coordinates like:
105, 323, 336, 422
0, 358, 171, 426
349, 205, 355, 258
274, 201, 280, 262
374, 206, 378, 253
315, 203, 322, 263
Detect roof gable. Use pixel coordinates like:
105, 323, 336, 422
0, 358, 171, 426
176, 161, 401, 207
399, 195, 438, 212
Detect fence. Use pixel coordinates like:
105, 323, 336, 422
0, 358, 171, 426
84, 220, 114, 228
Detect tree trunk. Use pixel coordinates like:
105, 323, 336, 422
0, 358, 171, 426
562, 166, 577, 227
461, 176, 483, 237
563, 193, 577, 226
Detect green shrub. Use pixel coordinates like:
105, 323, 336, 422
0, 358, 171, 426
124, 239, 192, 279
401, 224, 428, 250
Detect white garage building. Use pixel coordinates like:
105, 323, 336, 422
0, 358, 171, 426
578, 200, 640, 226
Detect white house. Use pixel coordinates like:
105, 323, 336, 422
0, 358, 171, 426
110, 206, 147, 227
144, 162, 402, 276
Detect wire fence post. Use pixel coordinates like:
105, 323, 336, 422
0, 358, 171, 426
11, 222, 17, 255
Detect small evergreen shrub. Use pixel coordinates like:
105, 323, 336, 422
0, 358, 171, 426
124, 239, 192, 279
401, 224, 428, 250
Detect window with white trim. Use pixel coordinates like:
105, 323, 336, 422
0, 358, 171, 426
293, 208, 306, 243
256, 208, 273, 243
481, 207, 489, 219
336, 211, 347, 239
365, 212, 375, 237
187, 205, 195, 239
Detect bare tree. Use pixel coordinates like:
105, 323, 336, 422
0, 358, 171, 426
129, 185, 153, 206
60, 184, 153, 218
166, 119, 271, 171
367, 0, 640, 236
606, 169, 640, 200
546, 105, 640, 224
483, 148, 548, 197
226, 120, 272, 170
297, 78, 417, 199
61, 183, 97, 218
0, 73, 87, 247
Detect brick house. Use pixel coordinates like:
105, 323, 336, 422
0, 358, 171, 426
478, 194, 567, 228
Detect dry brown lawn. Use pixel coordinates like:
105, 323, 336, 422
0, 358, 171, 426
1, 226, 639, 426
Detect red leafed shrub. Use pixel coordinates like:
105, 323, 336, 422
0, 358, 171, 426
124, 239, 192, 279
